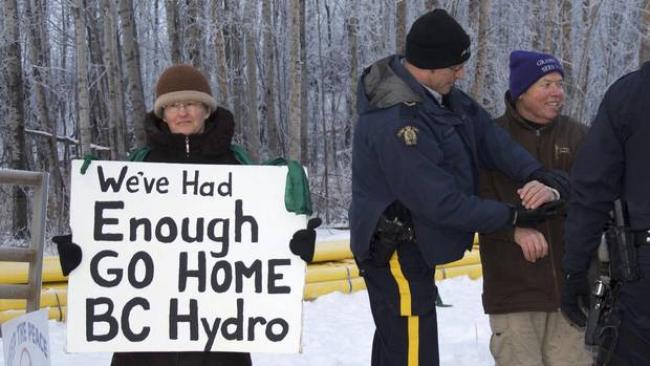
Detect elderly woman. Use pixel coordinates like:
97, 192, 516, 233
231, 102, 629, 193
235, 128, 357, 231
56, 64, 318, 366
110, 65, 250, 365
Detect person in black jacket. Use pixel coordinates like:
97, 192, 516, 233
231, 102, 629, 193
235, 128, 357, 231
56, 64, 318, 366
562, 63, 650, 365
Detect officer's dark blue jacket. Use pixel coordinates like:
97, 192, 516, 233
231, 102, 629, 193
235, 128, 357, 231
349, 55, 541, 266
564, 62, 650, 273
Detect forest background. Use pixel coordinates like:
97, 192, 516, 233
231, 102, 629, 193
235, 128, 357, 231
2, 0, 650, 244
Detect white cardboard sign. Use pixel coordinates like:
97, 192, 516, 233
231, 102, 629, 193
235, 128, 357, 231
2, 309, 52, 366
66, 160, 306, 353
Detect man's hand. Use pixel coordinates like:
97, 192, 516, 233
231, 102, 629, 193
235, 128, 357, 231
514, 227, 548, 263
52, 234, 82, 276
528, 168, 570, 199
561, 271, 591, 327
517, 180, 558, 209
289, 218, 322, 263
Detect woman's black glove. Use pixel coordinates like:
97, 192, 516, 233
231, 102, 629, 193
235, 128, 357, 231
289, 218, 322, 263
52, 234, 82, 276
560, 271, 591, 327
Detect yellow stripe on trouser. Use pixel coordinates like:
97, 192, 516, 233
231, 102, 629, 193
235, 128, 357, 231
389, 251, 419, 366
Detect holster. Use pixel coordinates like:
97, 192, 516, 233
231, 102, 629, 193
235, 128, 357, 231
606, 227, 640, 282
368, 202, 415, 267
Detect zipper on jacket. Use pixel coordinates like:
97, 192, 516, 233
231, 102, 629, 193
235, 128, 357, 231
185, 136, 190, 158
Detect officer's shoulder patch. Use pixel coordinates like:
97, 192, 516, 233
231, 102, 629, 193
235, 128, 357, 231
397, 125, 419, 146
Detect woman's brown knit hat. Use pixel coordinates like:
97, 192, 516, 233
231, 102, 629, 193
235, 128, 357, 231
153, 64, 217, 118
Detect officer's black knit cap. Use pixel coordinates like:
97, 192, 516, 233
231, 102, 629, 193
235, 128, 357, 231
405, 9, 471, 70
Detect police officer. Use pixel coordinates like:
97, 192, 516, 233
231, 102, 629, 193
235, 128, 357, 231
350, 10, 568, 366
562, 63, 650, 364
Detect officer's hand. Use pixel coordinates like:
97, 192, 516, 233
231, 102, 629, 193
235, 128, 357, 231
52, 234, 82, 276
289, 218, 322, 263
561, 271, 590, 328
517, 180, 558, 209
511, 200, 565, 228
514, 227, 548, 263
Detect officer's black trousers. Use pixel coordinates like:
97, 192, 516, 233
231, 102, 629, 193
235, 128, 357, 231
360, 242, 439, 366
605, 246, 650, 365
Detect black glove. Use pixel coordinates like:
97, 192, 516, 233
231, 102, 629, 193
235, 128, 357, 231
511, 200, 565, 227
52, 234, 82, 276
289, 218, 322, 263
560, 271, 591, 327
529, 168, 570, 199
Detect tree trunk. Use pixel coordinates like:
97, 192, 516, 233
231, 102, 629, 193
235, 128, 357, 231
560, 0, 574, 105
3, 0, 29, 238
25, 0, 66, 229
424, 0, 440, 11
395, 0, 406, 54
287, 0, 302, 161
212, 0, 231, 106
346, 10, 358, 150
543, 0, 559, 52
299, 0, 309, 166
86, 0, 111, 153
262, 0, 279, 158
245, 0, 260, 161
118, 0, 147, 147
102, 0, 127, 159
570, 0, 603, 123
470, 0, 490, 106
166, 0, 182, 63
186, 0, 202, 67
73, 0, 92, 156
639, 0, 650, 64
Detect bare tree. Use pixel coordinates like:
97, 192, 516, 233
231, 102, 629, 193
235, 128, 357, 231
424, 0, 440, 11
346, 8, 358, 150
543, 0, 560, 52
640, 0, 650, 63
166, 0, 182, 63
287, 0, 302, 161
186, 0, 202, 67
72, 0, 92, 156
3, 0, 28, 237
25, 0, 66, 228
395, 0, 406, 53
118, 0, 147, 147
102, 0, 128, 159
245, 0, 260, 161
211, 0, 231, 106
262, 0, 280, 158
469, 0, 490, 105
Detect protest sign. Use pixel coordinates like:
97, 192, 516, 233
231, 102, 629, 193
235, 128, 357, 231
66, 160, 306, 353
2, 309, 51, 366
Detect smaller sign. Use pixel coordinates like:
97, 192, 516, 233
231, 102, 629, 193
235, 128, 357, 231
2, 309, 51, 366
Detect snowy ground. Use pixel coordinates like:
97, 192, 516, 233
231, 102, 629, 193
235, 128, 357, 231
1, 228, 494, 365
0, 276, 493, 366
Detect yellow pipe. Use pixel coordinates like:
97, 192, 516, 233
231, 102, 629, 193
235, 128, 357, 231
306, 260, 359, 283
435, 264, 483, 281
0, 257, 65, 284
0, 287, 67, 312
304, 277, 367, 300
0, 306, 66, 324
312, 240, 353, 262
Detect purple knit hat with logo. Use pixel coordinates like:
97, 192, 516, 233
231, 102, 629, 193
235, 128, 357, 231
509, 50, 564, 100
